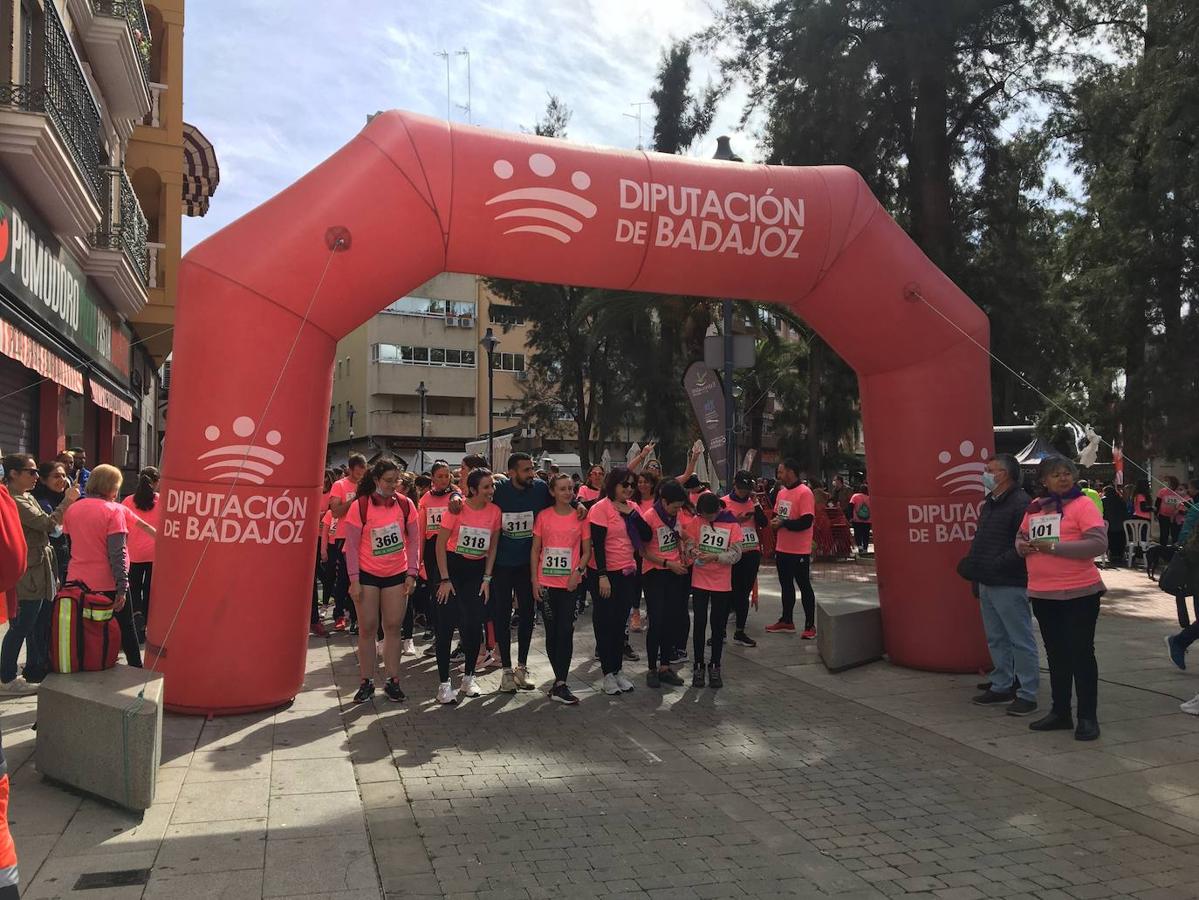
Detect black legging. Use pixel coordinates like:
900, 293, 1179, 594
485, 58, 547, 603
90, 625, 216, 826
730, 551, 760, 632
776, 552, 815, 628
541, 587, 576, 683
129, 561, 153, 636
330, 540, 354, 623
1032, 594, 1100, 720
852, 522, 871, 553
594, 571, 634, 675
1158, 515, 1178, 547
491, 563, 535, 668
692, 589, 732, 667
643, 568, 687, 669
435, 554, 486, 682
103, 590, 142, 668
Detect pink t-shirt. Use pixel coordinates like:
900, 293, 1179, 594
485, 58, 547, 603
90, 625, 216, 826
329, 477, 357, 536
1157, 488, 1184, 521
639, 505, 682, 572
587, 498, 636, 573
1020, 496, 1106, 595
345, 494, 419, 578
722, 494, 762, 552
533, 507, 588, 589
577, 484, 601, 503
121, 495, 159, 564
849, 492, 871, 523
774, 483, 816, 555
442, 501, 501, 560
419, 490, 452, 541
684, 517, 743, 592
64, 497, 128, 591
1133, 493, 1152, 520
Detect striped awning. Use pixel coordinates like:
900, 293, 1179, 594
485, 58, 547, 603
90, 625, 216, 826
183, 122, 219, 217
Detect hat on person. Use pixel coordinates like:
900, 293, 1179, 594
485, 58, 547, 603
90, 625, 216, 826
733, 470, 756, 489
683, 474, 703, 490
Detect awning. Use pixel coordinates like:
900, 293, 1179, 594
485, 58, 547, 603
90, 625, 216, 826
89, 379, 133, 422
183, 122, 219, 217
0, 318, 83, 393
1015, 436, 1062, 466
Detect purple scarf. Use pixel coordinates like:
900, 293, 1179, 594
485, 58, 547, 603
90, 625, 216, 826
620, 505, 646, 554
1031, 486, 1084, 515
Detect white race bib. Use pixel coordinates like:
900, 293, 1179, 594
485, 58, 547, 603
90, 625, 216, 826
501, 510, 535, 540
741, 526, 759, 548
426, 506, 447, 534
328, 516, 339, 539
1028, 513, 1061, 544
698, 524, 730, 555
456, 524, 492, 557
776, 500, 792, 519
371, 522, 404, 557
541, 546, 573, 577
656, 525, 679, 553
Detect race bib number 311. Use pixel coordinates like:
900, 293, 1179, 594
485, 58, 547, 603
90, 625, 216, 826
502, 511, 534, 540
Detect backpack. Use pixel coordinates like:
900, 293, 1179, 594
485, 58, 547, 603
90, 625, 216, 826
49, 582, 121, 673
856, 502, 871, 521
356, 494, 411, 532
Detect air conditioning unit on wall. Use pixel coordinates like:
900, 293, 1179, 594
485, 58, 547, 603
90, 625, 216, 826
514, 370, 528, 382
458, 316, 475, 329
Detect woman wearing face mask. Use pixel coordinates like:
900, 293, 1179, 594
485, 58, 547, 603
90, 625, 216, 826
683, 492, 744, 688
434, 468, 501, 704
531, 473, 592, 704
343, 458, 421, 704
639, 479, 689, 688
1016, 456, 1107, 741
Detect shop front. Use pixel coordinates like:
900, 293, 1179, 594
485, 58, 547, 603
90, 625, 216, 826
0, 171, 136, 464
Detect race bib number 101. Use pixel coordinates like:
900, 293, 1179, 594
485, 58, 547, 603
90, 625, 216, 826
1028, 513, 1062, 544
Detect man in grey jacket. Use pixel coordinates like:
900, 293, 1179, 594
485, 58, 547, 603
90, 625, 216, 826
958, 453, 1039, 716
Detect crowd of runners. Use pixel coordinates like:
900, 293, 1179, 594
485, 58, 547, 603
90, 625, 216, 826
314, 448, 822, 706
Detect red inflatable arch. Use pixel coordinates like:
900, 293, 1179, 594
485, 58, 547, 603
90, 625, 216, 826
150, 111, 993, 714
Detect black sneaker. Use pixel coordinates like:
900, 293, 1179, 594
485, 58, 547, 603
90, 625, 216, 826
422, 644, 437, 658
658, 668, 684, 687
1029, 711, 1074, 732
972, 689, 1015, 706
450, 644, 464, 660
1006, 698, 1037, 717
708, 664, 723, 689
421, 629, 434, 641
646, 670, 661, 689
691, 664, 705, 688
672, 649, 689, 665
551, 683, 579, 705
383, 678, 405, 703
732, 631, 757, 648
1074, 718, 1100, 741
348, 621, 359, 635
352, 679, 375, 703
622, 643, 639, 662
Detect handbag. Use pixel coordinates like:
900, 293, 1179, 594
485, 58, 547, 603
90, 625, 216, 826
1160, 549, 1190, 596
49, 581, 121, 673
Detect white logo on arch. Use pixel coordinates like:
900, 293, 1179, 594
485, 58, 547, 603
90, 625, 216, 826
936, 441, 988, 495
199, 416, 284, 486
487, 153, 596, 244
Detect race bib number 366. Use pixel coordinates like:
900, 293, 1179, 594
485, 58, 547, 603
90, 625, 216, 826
1028, 513, 1062, 543
371, 522, 404, 557
456, 525, 492, 557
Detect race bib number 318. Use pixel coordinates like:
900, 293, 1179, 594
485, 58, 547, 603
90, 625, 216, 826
457, 525, 492, 557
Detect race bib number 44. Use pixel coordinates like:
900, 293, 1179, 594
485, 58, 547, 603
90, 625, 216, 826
502, 511, 534, 540
1028, 513, 1062, 544
456, 525, 492, 557
371, 522, 404, 556
541, 546, 573, 577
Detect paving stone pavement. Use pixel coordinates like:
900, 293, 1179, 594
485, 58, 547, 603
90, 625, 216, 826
3, 563, 1199, 899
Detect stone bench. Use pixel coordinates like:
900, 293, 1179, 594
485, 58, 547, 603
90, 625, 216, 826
816, 595, 883, 673
35, 666, 164, 811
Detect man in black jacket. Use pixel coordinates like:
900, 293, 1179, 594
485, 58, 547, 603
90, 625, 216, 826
959, 453, 1039, 716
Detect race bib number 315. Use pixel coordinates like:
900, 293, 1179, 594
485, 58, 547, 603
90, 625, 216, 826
541, 547, 573, 577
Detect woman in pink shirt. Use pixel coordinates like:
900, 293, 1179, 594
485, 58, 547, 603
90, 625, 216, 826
342, 458, 421, 704
1016, 457, 1107, 742
63, 465, 142, 668
531, 474, 592, 704
434, 468, 501, 704
120, 467, 160, 644
640, 480, 690, 688
576, 465, 604, 504
682, 492, 743, 688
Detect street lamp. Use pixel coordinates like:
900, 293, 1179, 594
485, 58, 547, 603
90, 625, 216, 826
479, 327, 500, 466
713, 136, 743, 488
416, 380, 428, 472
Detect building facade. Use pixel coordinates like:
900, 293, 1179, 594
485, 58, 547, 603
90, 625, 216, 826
0, 0, 213, 478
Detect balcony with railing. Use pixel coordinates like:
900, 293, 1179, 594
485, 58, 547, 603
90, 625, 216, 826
0, 0, 105, 248
84, 166, 150, 316
65, 0, 152, 129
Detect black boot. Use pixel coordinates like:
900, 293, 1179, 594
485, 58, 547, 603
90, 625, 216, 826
1029, 710, 1074, 732
691, 663, 705, 688
1074, 719, 1101, 741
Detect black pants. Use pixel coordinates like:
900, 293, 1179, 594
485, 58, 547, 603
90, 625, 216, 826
436, 554, 486, 681
730, 552, 760, 632
129, 561, 153, 637
100, 590, 142, 668
541, 587, 577, 683
330, 540, 354, 623
1158, 515, 1178, 546
852, 522, 871, 553
1032, 594, 1100, 720
692, 589, 732, 667
776, 552, 815, 628
674, 569, 692, 653
594, 571, 634, 675
1107, 526, 1126, 564
491, 563, 535, 668
643, 568, 688, 669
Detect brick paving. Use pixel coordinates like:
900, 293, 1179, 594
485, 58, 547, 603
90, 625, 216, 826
3, 563, 1198, 899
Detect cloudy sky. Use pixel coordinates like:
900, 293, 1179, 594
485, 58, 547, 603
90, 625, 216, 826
180, 0, 755, 252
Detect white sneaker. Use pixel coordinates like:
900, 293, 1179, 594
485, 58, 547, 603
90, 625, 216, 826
436, 681, 457, 705
1, 677, 38, 695
402, 638, 416, 656
460, 675, 481, 698
602, 673, 622, 696
499, 669, 518, 693
1181, 694, 1199, 716
615, 671, 635, 693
